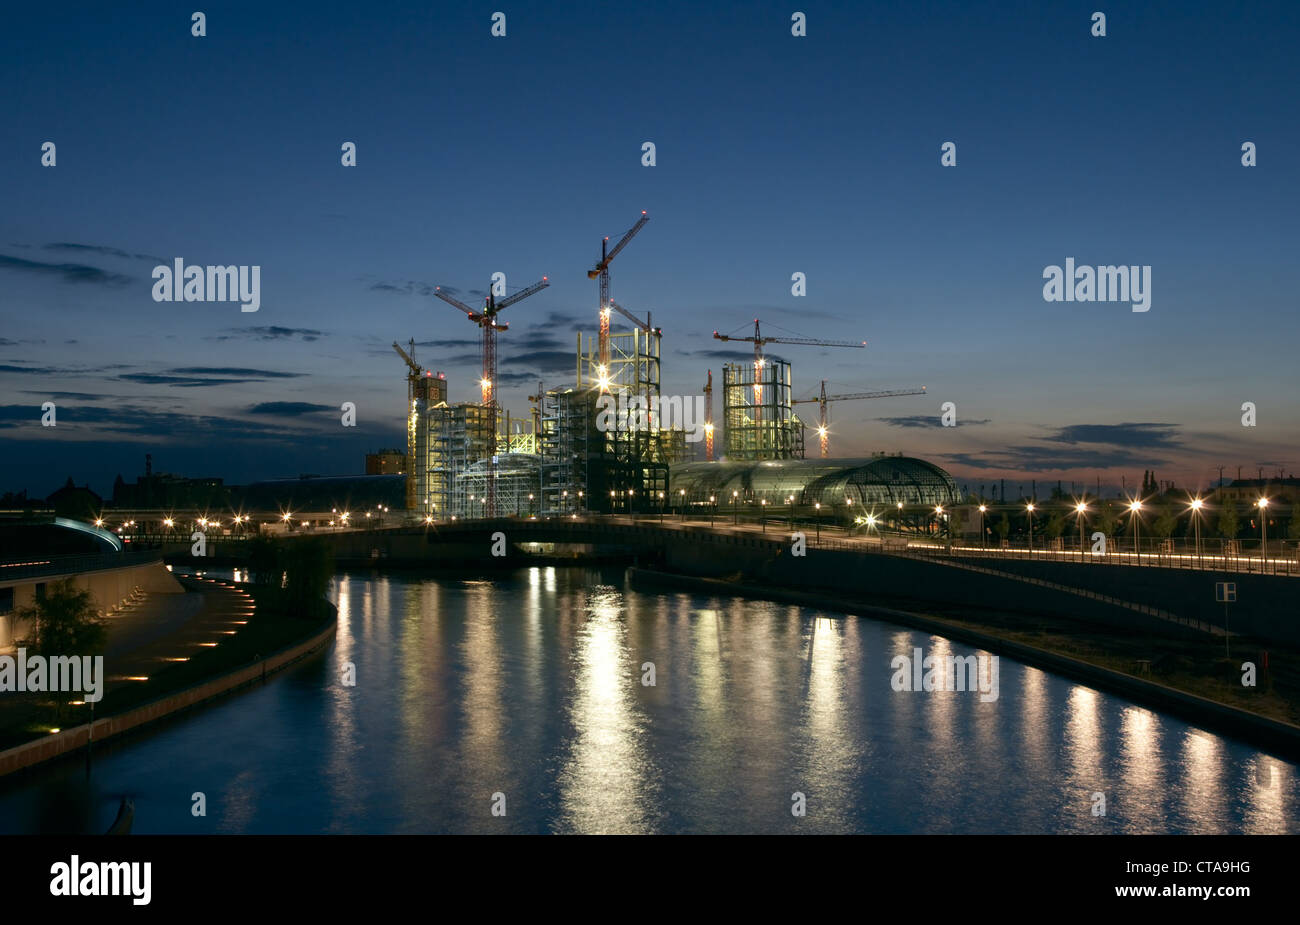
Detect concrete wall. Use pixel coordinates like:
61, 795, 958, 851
0, 560, 183, 651
659, 531, 1299, 645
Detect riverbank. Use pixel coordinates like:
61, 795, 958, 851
0, 577, 336, 778
628, 566, 1300, 761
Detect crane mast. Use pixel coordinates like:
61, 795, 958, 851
434, 276, 549, 517
589, 211, 648, 371
792, 381, 927, 457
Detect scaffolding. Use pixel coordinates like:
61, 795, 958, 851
459, 453, 541, 517
422, 401, 493, 518
722, 358, 806, 461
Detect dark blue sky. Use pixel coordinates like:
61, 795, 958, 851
2, 0, 1297, 499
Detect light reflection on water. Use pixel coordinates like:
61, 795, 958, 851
0, 566, 1295, 834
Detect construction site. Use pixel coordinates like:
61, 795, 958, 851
390, 211, 950, 521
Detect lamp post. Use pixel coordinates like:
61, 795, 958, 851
935, 505, 945, 544
732, 490, 739, 525
978, 504, 987, 550
761, 498, 768, 533
1075, 501, 1088, 562
1189, 497, 1204, 566
679, 488, 686, 521
709, 495, 716, 528
788, 494, 795, 531
1257, 497, 1269, 573
1129, 500, 1143, 564
1026, 502, 1035, 553
814, 502, 821, 542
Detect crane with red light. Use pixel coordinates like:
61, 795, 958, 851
792, 381, 927, 457
434, 276, 549, 517
588, 211, 649, 371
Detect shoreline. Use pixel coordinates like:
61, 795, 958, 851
0, 603, 336, 780
627, 565, 1300, 762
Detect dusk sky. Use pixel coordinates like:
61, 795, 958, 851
2, 0, 1297, 499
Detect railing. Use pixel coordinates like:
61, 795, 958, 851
0, 549, 163, 582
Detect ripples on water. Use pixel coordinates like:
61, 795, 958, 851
0, 566, 1295, 834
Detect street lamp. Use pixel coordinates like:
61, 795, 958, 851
814, 502, 821, 542
1025, 502, 1035, 552
709, 495, 716, 527
733, 490, 739, 525
1257, 497, 1269, 572
760, 498, 768, 533
1075, 501, 1088, 561
679, 488, 686, 521
1188, 497, 1204, 565
1128, 500, 1142, 562
978, 504, 987, 549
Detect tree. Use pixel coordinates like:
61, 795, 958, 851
246, 534, 284, 587
282, 539, 334, 614
1045, 510, 1067, 541
1217, 504, 1239, 540
1152, 502, 1177, 540
1288, 502, 1300, 541
1094, 502, 1119, 538
994, 513, 1011, 543
17, 578, 106, 655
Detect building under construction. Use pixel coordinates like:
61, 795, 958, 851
537, 329, 689, 515
721, 357, 806, 461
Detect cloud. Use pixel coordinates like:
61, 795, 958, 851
1042, 422, 1181, 450
940, 445, 1167, 472
879, 415, 991, 428
371, 279, 436, 297
412, 338, 480, 349
43, 242, 167, 263
0, 253, 133, 286
167, 367, 303, 378
118, 374, 255, 387
247, 402, 333, 416
502, 350, 576, 371
20, 390, 106, 400
206, 326, 324, 342
536, 311, 587, 332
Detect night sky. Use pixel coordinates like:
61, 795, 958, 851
2, 1, 1297, 500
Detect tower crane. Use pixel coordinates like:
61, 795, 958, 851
588, 211, 648, 371
527, 380, 545, 448
712, 319, 866, 432
703, 369, 714, 462
392, 339, 423, 511
792, 381, 927, 458
434, 276, 549, 517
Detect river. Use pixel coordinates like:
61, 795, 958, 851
1, 566, 1294, 833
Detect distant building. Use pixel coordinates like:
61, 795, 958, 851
112, 455, 228, 509
365, 449, 407, 475
45, 478, 102, 520
1211, 477, 1300, 507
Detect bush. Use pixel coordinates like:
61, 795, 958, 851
18, 578, 107, 656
